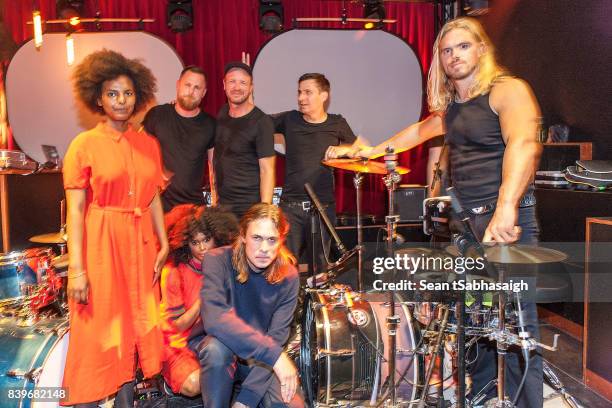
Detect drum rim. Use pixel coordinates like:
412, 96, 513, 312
0, 247, 54, 265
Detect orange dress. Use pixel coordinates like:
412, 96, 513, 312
61, 123, 164, 405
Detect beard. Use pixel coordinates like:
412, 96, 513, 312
177, 95, 201, 111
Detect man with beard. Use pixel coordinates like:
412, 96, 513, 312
212, 62, 275, 219
144, 66, 216, 212
328, 17, 543, 407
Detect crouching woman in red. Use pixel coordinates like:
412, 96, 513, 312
160, 205, 238, 396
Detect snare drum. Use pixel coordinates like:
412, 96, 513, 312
0, 314, 69, 407
0, 248, 54, 300
300, 287, 423, 406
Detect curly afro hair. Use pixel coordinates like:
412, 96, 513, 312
167, 206, 239, 266
72, 49, 157, 115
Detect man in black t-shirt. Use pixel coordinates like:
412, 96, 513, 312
272, 73, 357, 271
213, 62, 275, 219
143, 66, 215, 212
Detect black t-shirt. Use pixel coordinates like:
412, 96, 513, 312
273, 110, 356, 203
214, 105, 275, 211
143, 104, 215, 212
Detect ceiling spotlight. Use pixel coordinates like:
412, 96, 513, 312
259, 0, 284, 34
167, 0, 193, 33
56, 0, 84, 32
363, 0, 385, 29
464, 0, 490, 16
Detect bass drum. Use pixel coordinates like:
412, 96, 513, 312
0, 310, 69, 408
300, 289, 423, 407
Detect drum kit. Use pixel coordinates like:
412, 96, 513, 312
298, 153, 580, 408
0, 208, 69, 407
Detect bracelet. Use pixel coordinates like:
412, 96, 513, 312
68, 272, 86, 279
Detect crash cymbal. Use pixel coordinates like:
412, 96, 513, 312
446, 244, 567, 264
322, 158, 410, 175
29, 232, 66, 244
51, 254, 69, 269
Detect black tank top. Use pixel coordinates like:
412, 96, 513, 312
445, 92, 506, 207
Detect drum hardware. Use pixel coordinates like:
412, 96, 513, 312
300, 289, 421, 407
322, 158, 410, 293
542, 362, 584, 408
443, 187, 566, 408
416, 306, 450, 408
382, 147, 404, 408
305, 183, 352, 288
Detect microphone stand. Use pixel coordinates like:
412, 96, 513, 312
304, 184, 348, 289
309, 207, 319, 287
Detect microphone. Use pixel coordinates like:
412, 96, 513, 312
304, 183, 347, 256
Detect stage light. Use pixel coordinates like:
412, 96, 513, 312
363, 0, 385, 29
56, 0, 84, 31
32, 11, 43, 49
66, 34, 75, 66
464, 0, 489, 16
167, 0, 193, 33
259, 0, 284, 34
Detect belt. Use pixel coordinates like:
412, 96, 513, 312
281, 200, 331, 212
89, 204, 149, 217
467, 194, 536, 215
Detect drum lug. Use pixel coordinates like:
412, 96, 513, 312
5, 367, 41, 383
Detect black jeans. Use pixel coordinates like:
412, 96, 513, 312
196, 336, 304, 408
72, 380, 135, 408
464, 206, 543, 408
280, 201, 336, 273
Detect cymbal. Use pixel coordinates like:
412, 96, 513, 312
29, 232, 66, 244
51, 254, 69, 269
446, 244, 567, 264
322, 158, 410, 175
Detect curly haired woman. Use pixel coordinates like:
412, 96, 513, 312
62, 49, 168, 407
160, 205, 238, 397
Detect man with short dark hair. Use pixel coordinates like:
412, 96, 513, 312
273, 73, 357, 271
143, 65, 215, 212
195, 203, 303, 408
213, 62, 276, 219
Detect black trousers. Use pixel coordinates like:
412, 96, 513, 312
280, 201, 336, 273
464, 206, 543, 408
196, 336, 304, 408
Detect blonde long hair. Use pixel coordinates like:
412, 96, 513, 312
427, 17, 507, 113
232, 203, 296, 284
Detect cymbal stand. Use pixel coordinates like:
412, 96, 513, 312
494, 264, 513, 407
383, 147, 402, 406
354, 171, 364, 292
59, 199, 67, 255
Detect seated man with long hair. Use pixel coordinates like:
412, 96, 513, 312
195, 203, 303, 408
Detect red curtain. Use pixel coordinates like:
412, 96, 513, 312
2, 0, 435, 216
